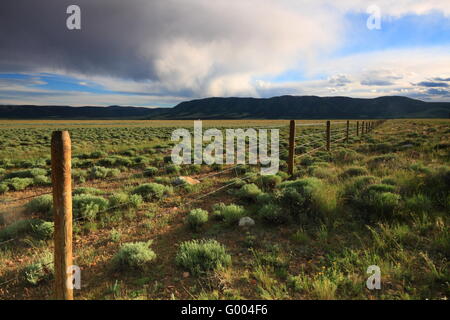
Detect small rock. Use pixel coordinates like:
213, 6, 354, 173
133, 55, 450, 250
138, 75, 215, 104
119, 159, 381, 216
172, 176, 201, 186
239, 217, 255, 227
183, 272, 190, 278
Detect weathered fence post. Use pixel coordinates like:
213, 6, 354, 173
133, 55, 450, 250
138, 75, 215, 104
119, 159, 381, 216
361, 121, 365, 135
51, 131, 73, 300
288, 120, 296, 176
326, 120, 331, 151
346, 120, 350, 143
356, 121, 359, 136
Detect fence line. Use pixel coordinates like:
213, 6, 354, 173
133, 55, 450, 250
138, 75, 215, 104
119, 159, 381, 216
0, 118, 386, 295
287, 119, 384, 174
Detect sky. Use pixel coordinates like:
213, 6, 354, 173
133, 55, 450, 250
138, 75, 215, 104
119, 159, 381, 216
0, 0, 450, 107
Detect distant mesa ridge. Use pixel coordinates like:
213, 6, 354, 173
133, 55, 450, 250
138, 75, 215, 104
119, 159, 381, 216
0, 95, 449, 119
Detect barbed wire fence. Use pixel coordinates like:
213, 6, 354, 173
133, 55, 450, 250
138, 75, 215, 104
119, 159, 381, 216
0, 119, 385, 296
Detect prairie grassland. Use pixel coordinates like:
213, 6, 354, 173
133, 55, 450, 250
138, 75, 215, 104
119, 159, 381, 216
0, 119, 448, 300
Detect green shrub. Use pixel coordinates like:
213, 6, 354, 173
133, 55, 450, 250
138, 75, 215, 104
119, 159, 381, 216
131, 183, 173, 201
0, 183, 9, 194
409, 163, 431, 174
422, 166, 450, 207
278, 177, 328, 221
73, 187, 104, 196
108, 192, 143, 209
300, 156, 315, 166
187, 208, 209, 231
184, 164, 202, 174
32, 221, 54, 240
72, 159, 94, 169
381, 177, 397, 186
259, 175, 282, 190
213, 204, 246, 225
73, 194, 109, 221
26, 195, 53, 216
98, 157, 117, 167
163, 155, 172, 163
143, 166, 159, 177
211, 203, 227, 220
351, 183, 401, 221
235, 165, 249, 175
343, 175, 378, 200
367, 154, 398, 168
341, 167, 368, 178
3, 168, 47, 179
259, 203, 287, 225
90, 151, 107, 159
405, 194, 433, 214
236, 183, 262, 202
88, 166, 120, 179
366, 184, 396, 193
72, 169, 87, 183
229, 178, 246, 189
332, 148, 363, 164
166, 164, 181, 175
21, 251, 54, 285
108, 192, 129, 207
154, 176, 172, 185
256, 192, 275, 206
112, 156, 133, 167
211, 163, 224, 171
366, 192, 401, 219
0, 219, 45, 241
277, 171, 289, 181
175, 239, 231, 275
109, 229, 122, 242
7, 177, 34, 191
291, 229, 310, 245
33, 175, 51, 186
121, 149, 136, 157
308, 166, 337, 181
132, 156, 150, 168
128, 194, 144, 208
111, 241, 156, 271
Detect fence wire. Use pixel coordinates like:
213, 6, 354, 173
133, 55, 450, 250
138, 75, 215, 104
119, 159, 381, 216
0, 120, 383, 291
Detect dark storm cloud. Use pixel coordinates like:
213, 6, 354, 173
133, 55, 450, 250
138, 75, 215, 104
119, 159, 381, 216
426, 88, 450, 96
416, 81, 449, 87
432, 77, 450, 82
0, 0, 235, 81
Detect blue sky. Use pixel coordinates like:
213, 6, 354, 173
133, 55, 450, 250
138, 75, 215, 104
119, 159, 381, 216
1, 0, 450, 106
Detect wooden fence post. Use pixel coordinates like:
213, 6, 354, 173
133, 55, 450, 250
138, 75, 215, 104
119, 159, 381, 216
51, 131, 73, 300
288, 120, 296, 176
326, 120, 331, 151
346, 120, 349, 143
356, 121, 359, 136
361, 121, 365, 135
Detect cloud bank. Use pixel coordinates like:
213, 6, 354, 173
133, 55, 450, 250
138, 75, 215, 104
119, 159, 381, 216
1, 0, 450, 105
